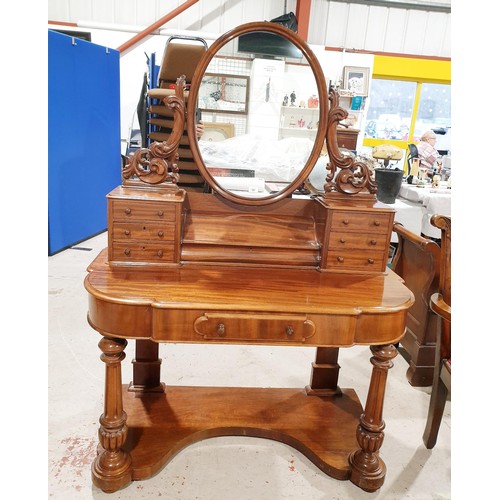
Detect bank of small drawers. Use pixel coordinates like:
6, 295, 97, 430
326, 210, 392, 272
109, 199, 177, 264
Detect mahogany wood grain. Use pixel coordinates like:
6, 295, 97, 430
118, 385, 363, 481
423, 215, 451, 448
86, 249, 412, 346
129, 340, 165, 393
392, 222, 441, 387
306, 347, 341, 396
86, 250, 413, 493
86, 21, 414, 495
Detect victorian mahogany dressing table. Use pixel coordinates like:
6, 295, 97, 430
84, 22, 414, 494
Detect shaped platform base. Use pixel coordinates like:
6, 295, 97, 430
93, 385, 365, 491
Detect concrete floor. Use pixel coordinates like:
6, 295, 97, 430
48, 231, 451, 499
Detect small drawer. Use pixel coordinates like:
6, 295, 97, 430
326, 250, 387, 271
112, 200, 176, 222
113, 222, 175, 242
331, 212, 391, 233
328, 233, 384, 251
110, 243, 175, 262
194, 313, 316, 342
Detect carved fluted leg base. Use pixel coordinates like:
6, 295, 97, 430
94, 336, 133, 493
347, 344, 397, 492
348, 447, 386, 492
92, 449, 133, 493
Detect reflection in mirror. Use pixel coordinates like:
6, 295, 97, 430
193, 29, 325, 200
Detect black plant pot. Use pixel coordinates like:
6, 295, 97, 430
375, 168, 403, 204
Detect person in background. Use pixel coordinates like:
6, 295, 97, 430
416, 130, 440, 173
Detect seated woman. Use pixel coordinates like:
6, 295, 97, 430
416, 130, 440, 174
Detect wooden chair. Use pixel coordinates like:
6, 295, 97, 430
147, 36, 208, 191
392, 222, 441, 386
423, 215, 451, 449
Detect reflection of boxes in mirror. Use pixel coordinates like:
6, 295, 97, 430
351, 96, 362, 110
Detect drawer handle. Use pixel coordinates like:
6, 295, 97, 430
216, 323, 225, 337
124, 208, 131, 215
370, 239, 377, 245
194, 315, 316, 341
157, 210, 164, 217
158, 231, 164, 237
157, 250, 163, 257
124, 248, 131, 256
373, 220, 381, 226
339, 238, 346, 244
368, 258, 374, 264
124, 229, 130, 236
337, 256, 344, 263
342, 219, 349, 225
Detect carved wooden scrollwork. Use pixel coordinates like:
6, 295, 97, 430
122, 76, 186, 185
324, 90, 377, 196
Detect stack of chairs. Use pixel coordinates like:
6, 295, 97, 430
147, 35, 208, 191
392, 222, 441, 387
423, 215, 451, 449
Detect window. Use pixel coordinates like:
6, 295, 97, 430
364, 79, 451, 144
365, 79, 416, 141
413, 83, 451, 141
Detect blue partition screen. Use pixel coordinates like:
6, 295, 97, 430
48, 30, 121, 255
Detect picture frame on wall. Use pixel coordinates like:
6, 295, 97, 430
198, 73, 250, 114
342, 66, 370, 96
200, 122, 235, 142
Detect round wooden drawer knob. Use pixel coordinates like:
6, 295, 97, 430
337, 256, 344, 263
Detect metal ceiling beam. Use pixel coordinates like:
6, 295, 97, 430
296, 0, 312, 40
328, 0, 451, 13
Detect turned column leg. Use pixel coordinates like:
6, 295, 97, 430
92, 337, 132, 493
306, 347, 342, 396
129, 339, 165, 393
349, 344, 398, 492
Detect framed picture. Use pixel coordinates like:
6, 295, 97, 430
200, 122, 235, 142
198, 73, 250, 114
342, 66, 370, 96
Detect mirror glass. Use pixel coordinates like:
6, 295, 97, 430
188, 24, 328, 204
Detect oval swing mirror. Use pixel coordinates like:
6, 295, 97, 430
187, 21, 328, 205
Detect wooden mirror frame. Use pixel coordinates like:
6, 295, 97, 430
187, 21, 329, 206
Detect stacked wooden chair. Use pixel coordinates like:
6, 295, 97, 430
147, 35, 208, 191
392, 223, 441, 387
423, 215, 451, 448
